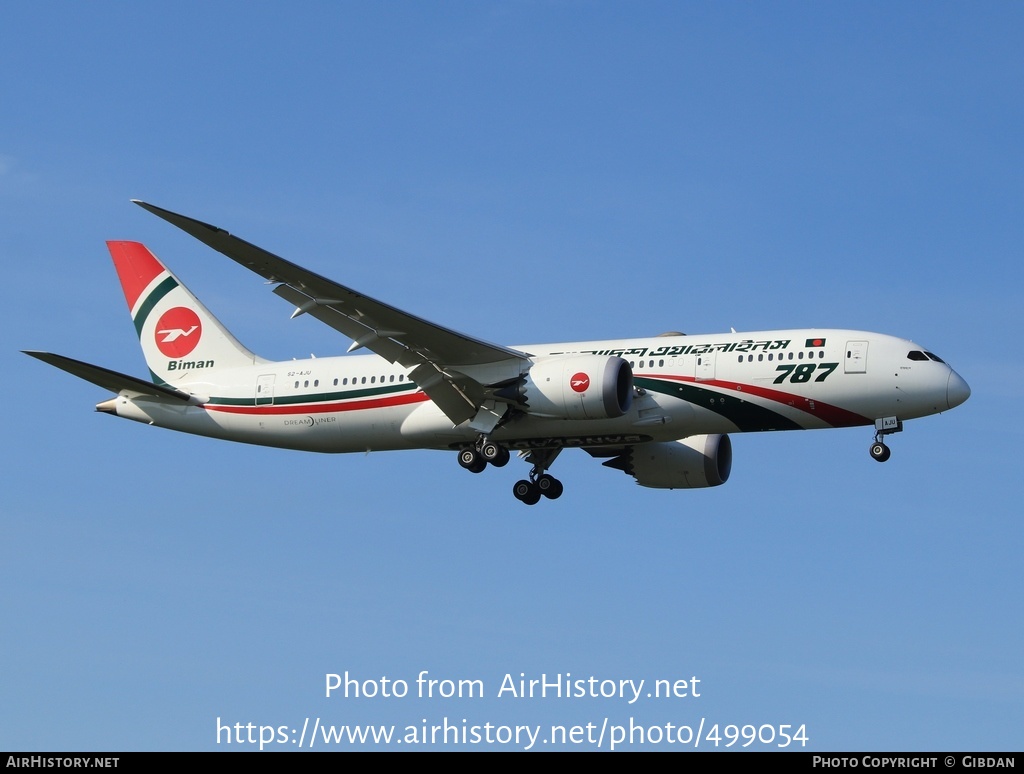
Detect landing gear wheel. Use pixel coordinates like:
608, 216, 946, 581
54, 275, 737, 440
513, 479, 541, 505
458, 447, 486, 473
480, 441, 504, 464
870, 442, 891, 462
512, 448, 563, 504
535, 474, 563, 500
490, 446, 511, 468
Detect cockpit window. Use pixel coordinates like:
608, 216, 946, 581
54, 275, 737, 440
925, 352, 945, 363
907, 351, 929, 361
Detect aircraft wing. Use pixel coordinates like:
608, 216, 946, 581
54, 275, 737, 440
133, 201, 530, 425
23, 351, 196, 403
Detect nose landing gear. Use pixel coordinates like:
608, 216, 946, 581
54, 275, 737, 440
869, 440, 891, 462
869, 417, 902, 463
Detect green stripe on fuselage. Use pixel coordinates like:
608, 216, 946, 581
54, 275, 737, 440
206, 381, 416, 407
636, 376, 802, 432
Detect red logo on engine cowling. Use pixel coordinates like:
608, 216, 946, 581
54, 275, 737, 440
570, 372, 590, 393
154, 307, 202, 357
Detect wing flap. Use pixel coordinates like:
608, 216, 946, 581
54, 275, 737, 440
272, 283, 414, 365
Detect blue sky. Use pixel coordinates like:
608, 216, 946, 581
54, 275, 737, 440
2, 2, 1021, 751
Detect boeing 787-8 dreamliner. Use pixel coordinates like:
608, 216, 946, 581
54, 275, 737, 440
25, 202, 970, 504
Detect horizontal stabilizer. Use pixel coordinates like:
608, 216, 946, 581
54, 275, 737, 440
23, 351, 196, 403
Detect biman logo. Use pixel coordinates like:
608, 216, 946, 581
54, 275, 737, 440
154, 307, 202, 357
570, 372, 590, 393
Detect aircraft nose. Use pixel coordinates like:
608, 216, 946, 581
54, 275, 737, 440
946, 370, 971, 410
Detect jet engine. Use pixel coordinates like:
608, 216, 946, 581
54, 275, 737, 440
604, 434, 732, 489
520, 355, 633, 420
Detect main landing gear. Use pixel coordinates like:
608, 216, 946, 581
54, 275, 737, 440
457, 437, 511, 473
456, 441, 564, 505
869, 417, 903, 463
511, 447, 563, 506
512, 472, 564, 505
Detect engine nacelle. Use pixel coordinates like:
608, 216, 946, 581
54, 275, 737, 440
521, 355, 633, 420
608, 434, 732, 489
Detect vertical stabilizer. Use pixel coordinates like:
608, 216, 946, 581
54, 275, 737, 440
108, 241, 265, 384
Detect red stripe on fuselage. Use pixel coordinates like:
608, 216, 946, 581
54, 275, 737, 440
650, 373, 870, 428
202, 391, 429, 415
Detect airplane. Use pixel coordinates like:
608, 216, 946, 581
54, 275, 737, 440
25, 201, 971, 505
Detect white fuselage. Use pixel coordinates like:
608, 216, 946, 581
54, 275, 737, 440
106, 329, 969, 454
